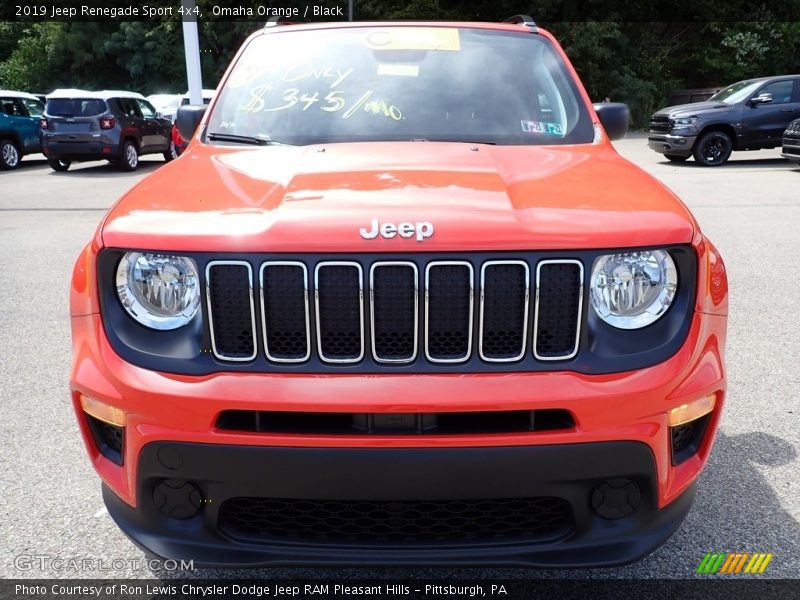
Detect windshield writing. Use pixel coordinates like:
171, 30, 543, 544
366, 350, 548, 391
206, 27, 593, 146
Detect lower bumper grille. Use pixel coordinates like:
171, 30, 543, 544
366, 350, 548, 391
215, 408, 575, 435
782, 138, 800, 156
219, 496, 573, 543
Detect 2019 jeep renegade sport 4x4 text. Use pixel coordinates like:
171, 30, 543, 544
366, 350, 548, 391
70, 19, 728, 567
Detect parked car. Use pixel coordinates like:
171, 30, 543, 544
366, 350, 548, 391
70, 17, 727, 567
649, 74, 800, 165
0, 90, 45, 170
782, 118, 800, 165
147, 93, 181, 122
41, 89, 173, 172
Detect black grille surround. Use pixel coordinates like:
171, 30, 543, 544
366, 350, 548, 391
218, 496, 573, 543
649, 115, 673, 134
99, 247, 697, 376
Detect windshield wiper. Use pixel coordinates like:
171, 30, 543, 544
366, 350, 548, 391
206, 132, 292, 146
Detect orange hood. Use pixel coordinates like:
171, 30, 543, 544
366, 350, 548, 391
101, 141, 696, 253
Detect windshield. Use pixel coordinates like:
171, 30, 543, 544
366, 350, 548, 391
709, 80, 763, 104
46, 98, 107, 117
206, 27, 594, 146
22, 98, 44, 117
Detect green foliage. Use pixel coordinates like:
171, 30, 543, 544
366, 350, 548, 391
0, 19, 258, 94
0, 22, 64, 91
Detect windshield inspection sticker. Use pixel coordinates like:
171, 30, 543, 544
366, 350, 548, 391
521, 120, 564, 135
365, 28, 461, 51
377, 64, 420, 77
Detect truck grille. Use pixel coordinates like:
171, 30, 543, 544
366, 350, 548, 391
219, 496, 573, 543
649, 115, 672, 133
205, 256, 583, 367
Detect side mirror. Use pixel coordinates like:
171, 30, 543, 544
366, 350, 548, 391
593, 102, 630, 141
155, 111, 163, 119
176, 104, 207, 142
750, 93, 773, 105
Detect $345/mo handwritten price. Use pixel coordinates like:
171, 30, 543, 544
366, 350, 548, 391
238, 85, 404, 121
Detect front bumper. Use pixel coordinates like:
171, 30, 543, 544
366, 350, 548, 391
648, 133, 697, 156
782, 135, 800, 163
42, 139, 121, 161
70, 235, 727, 566
71, 303, 726, 565
104, 441, 696, 567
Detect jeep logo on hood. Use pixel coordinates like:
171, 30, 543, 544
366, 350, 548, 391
359, 219, 434, 242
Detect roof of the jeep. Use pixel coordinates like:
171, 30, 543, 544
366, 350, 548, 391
257, 20, 545, 35
0, 90, 41, 101
47, 89, 146, 100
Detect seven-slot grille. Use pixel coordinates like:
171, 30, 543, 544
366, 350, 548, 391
206, 258, 583, 366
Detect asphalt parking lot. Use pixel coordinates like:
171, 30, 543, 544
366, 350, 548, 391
1, 138, 798, 581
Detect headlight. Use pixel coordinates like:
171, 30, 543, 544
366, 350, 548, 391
116, 252, 200, 330
590, 250, 677, 329
672, 117, 697, 127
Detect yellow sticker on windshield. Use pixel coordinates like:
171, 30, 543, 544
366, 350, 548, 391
365, 28, 460, 52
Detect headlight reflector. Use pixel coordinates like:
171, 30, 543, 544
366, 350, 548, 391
116, 252, 200, 330
590, 250, 677, 329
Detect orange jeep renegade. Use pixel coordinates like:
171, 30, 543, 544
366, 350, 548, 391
69, 17, 728, 567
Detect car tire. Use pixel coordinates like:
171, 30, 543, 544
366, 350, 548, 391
693, 131, 733, 166
164, 140, 176, 162
47, 158, 71, 172
0, 138, 20, 170
120, 140, 139, 171
664, 154, 689, 163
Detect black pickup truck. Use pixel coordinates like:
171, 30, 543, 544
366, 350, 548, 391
649, 75, 800, 166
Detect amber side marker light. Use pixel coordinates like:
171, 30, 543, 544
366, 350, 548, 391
668, 394, 716, 427
80, 394, 126, 427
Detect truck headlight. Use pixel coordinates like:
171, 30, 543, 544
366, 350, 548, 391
590, 250, 677, 329
116, 252, 200, 330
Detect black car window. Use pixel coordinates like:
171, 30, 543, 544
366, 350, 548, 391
756, 80, 793, 104
1, 98, 27, 117
136, 99, 156, 118
1, 99, 16, 115
118, 98, 143, 118
47, 98, 107, 117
